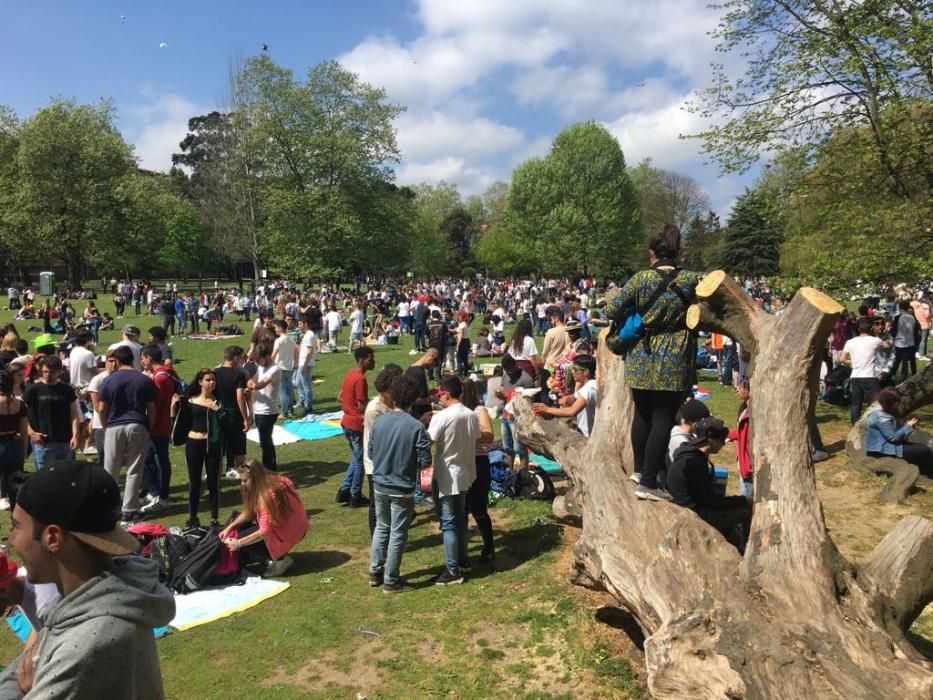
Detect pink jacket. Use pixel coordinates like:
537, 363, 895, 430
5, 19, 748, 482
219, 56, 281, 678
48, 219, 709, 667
257, 476, 309, 560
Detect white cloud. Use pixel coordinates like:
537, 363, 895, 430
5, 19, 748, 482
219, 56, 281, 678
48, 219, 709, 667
396, 111, 524, 162
396, 157, 503, 196
121, 92, 210, 172
604, 98, 707, 169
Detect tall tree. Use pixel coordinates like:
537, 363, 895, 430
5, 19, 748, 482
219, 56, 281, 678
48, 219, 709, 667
691, 0, 933, 200
681, 210, 723, 272
439, 206, 477, 271
14, 99, 135, 287
720, 189, 783, 278
0, 106, 23, 283
630, 159, 711, 235
507, 122, 642, 275
410, 182, 463, 275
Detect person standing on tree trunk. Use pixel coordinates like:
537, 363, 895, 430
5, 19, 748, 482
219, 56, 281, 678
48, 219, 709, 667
608, 224, 699, 502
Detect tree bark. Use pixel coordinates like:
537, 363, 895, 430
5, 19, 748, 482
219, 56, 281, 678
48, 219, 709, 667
515, 272, 933, 697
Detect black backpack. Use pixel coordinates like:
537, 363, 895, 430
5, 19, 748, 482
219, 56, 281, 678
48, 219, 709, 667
170, 527, 224, 593
518, 467, 556, 500
149, 534, 191, 585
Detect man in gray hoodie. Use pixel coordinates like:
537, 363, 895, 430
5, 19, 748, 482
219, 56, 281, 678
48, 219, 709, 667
0, 460, 175, 699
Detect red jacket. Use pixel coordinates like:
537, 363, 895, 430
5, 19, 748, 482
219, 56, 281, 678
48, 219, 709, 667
728, 405, 752, 481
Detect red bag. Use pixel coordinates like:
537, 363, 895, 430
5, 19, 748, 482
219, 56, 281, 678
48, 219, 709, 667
216, 532, 240, 576
420, 465, 433, 494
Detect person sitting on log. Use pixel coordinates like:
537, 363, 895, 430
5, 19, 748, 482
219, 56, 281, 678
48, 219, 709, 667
666, 398, 711, 467
865, 387, 933, 477
531, 354, 598, 437
667, 417, 753, 553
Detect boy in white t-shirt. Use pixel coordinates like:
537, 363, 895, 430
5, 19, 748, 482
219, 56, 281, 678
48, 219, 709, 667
247, 345, 281, 470
296, 315, 318, 416
531, 355, 597, 437
841, 316, 889, 424
348, 304, 366, 352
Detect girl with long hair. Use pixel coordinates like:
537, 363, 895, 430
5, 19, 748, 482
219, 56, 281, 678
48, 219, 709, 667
182, 368, 224, 528
455, 311, 471, 377
506, 318, 540, 380
460, 379, 496, 561
220, 459, 308, 578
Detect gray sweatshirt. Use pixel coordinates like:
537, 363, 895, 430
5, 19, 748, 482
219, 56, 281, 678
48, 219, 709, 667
369, 410, 432, 496
0, 556, 176, 700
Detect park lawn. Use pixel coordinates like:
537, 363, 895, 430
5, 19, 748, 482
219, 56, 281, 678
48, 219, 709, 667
0, 295, 930, 698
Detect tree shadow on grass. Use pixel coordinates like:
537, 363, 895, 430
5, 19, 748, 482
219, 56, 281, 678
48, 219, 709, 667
286, 549, 352, 576
276, 460, 346, 489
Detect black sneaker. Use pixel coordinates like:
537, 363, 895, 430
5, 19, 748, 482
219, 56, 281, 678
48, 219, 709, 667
434, 568, 464, 586
383, 580, 411, 594
349, 495, 370, 508
336, 489, 351, 504
369, 571, 383, 587
459, 559, 472, 574
120, 510, 141, 524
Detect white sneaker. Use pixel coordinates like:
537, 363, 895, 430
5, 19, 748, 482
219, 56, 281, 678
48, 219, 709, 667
0, 498, 10, 511
629, 472, 641, 484
263, 555, 294, 578
142, 493, 160, 506
225, 469, 240, 480
82, 446, 98, 455
141, 497, 170, 513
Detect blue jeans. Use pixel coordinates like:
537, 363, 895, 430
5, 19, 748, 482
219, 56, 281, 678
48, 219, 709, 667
500, 419, 527, 459
399, 316, 411, 334
340, 428, 364, 498
145, 435, 171, 499
433, 489, 468, 573
413, 323, 427, 350
370, 491, 415, 585
278, 369, 294, 415
32, 441, 73, 470
296, 365, 314, 412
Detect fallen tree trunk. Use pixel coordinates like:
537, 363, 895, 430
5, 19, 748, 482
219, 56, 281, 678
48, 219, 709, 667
846, 362, 933, 502
515, 271, 933, 698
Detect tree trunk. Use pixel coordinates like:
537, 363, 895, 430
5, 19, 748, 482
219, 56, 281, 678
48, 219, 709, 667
514, 271, 933, 697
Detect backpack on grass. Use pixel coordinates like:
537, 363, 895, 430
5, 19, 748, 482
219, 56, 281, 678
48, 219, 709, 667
170, 527, 224, 593
517, 467, 555, 500
149, 534, 191, 585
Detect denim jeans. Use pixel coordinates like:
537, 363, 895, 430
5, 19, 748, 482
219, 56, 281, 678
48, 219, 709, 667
370, 491, 415, 585
433, 489, 468, 573
500, 419, 527, 459
398, 316, 411, 334
296, 365, 314, 413
32, 440, 73, 470
278, 369, 295, 415
340, 428, 364, 498
145, 435, 171, 499
921, 328, 930, 357
413, 323, 427, 350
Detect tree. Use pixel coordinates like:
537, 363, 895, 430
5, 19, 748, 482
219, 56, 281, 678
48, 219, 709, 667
159, 199, 211, 279
507, 122, 642, 275
720, 188, 783, 277
630, 159, 711, 235
410, 182, 463, 275
14, 99, 135, 287
691, 0, 933, 200
681, 210, 722, 272
512, 275, 933, 697
474, 225, 536, 276
439, 206, 477, 270
0, 106, 23, 283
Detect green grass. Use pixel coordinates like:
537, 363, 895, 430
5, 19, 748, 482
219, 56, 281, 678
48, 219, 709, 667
1, 295, 930, 698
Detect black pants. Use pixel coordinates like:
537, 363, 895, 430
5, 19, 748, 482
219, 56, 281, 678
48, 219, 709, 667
185, 438, 221, 521
631, 389, 684, 489
891, 346, 917, 383
221, 414, 247, 470
456, 338, 471, 376
467, 455, 494, 553
235, 523, 272, 566
254, 414, 278, 470
0, 437, 23, 506
162, 314, 175, 335
849, 377, 880, 424
701, 497, 753, 554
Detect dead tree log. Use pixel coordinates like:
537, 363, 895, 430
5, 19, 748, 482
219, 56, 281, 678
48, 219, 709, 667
514, 271, 933, 698
846, 362, 933, 502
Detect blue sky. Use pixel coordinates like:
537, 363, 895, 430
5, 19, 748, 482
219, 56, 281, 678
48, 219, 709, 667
1, 0, 756, 215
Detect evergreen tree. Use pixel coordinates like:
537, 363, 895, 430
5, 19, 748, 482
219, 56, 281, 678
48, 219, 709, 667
720, 190, 783, 278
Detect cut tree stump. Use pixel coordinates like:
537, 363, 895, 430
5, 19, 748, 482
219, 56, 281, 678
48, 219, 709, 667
846, 362, 933, 503
515, 271, 933, 698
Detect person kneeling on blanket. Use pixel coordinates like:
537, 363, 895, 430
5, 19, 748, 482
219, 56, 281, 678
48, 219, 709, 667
220, 459, 309, 578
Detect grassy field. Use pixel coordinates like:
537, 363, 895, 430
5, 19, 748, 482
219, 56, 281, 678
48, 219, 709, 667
1, 295, 931, 698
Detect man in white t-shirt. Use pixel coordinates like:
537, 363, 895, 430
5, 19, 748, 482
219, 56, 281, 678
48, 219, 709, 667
427, 376, 478, 586
68, 330, 97, 387
532, 355, 597, 437
348, 303, 366, 352
247, 345, 281, 470
295, 315, 318, 416
841, 316, 889, 424
324, 306, 342, 351
107, 325, 143, 370
272, 320, 297, 418
86, 352, 116, 464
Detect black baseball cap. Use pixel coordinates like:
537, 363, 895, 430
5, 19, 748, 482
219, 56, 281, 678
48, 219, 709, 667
687, 417, 729, 445
680, 399, 711, 423
17, 461, 138, 555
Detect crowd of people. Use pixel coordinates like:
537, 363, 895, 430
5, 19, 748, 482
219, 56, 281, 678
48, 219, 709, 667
1, 230, 932, 696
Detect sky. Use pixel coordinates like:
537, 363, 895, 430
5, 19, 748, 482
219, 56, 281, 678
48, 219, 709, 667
0, 0, 758, 216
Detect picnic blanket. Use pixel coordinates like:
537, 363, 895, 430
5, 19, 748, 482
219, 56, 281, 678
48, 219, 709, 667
181, 333, 243, 341
246, 411, 345, 445
5, 577, 289, 640
169, 576, 290, 631
529, 452, 562, 474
